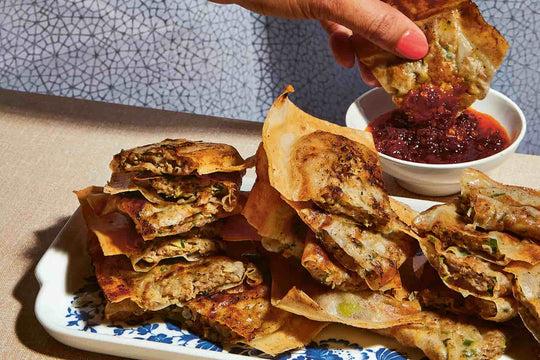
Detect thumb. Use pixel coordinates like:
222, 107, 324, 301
316, 0, 428, 60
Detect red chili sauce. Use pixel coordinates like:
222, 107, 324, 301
367, 86, 510, 164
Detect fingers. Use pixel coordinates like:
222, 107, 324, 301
319, 21, 355, 68
319, 20, 381, 86
214, 0, 429, 60
213, 0, 426, 88
315, 0, 428, 60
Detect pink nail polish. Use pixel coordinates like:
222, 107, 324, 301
395, 30, 429, 60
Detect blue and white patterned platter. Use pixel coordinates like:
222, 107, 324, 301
65, 273, 415, 360
34, 190, 526, 360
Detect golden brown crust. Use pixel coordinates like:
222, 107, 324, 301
418, 283, 518, 323
242, 144, 307, 258
461, 168, 540, 242
301, 233, 368, 292
262, 87, 392, 229
76, 186, 224, 271
375, 311, 509, 360
417, 232, 513, 298
129, 236, 222, 272
186, 284, 276, 341
461, 168, 540, 205
179, 284, 326, 355
112, 193, 240, 240
103, 285, 326, 356
288, 200, 416, 291
110, 138, 250, 175
505, 263, 540, 342
75, 186, 143, 256
289, 131, 391, 227
356, 0, 508, 111
269, 255, 422, 329
389, 197, 419, 228
470, 195, 540, 242
87, 232, 248, 310
105, 171, 241, 212
414, 203, 540, 266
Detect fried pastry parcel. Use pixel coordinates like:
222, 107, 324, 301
416, 264, 517, 323
419, 285, 517, 323
87, 232, 261, 311
100, 139, 249, 240
414, 169, 540, 345
110, 138, 251, 176
244, 147, 371, 291
505, 263, 540, 342
269, 255, 422, 329
105, 171, 241, 212
301, 232, 368, 292
180, 284, 326, 355
417, 233, 513, 299
289, 200, 416, 291
105, 284, 326, 356
242, 144, 307, 258
355, 0, 508, 112
76, 186, 224, 271
261, 87, 417, 291
375, 311, 509, 360
106, 193, 240, 240
414, 203, 540, 266
461, 168, 540, 242
262, 86, 392, 228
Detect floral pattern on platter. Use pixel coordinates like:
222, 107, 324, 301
66, 276, 410, 360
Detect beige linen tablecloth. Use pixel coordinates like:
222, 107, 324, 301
1, 89, 539, 359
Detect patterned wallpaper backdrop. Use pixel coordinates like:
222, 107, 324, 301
0, 0, 538, 153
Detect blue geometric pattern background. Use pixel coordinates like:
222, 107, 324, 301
0, 0, 538, 154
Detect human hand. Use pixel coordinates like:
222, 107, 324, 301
210, 0, 428, 86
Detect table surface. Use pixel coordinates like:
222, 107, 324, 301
2, 89, 540, 359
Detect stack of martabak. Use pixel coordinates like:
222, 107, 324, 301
75, 139, 325, 356
242, 87, 514, 360
414, 168, 540, 343
73, 94, 537, 358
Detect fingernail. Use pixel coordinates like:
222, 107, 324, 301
395, 30, 428, 60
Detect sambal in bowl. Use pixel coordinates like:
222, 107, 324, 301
345, 87, 526, 196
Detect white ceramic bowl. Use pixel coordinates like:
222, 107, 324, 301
346, 88, 526, 196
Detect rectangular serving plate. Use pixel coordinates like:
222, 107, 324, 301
34, 180, 531, 360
